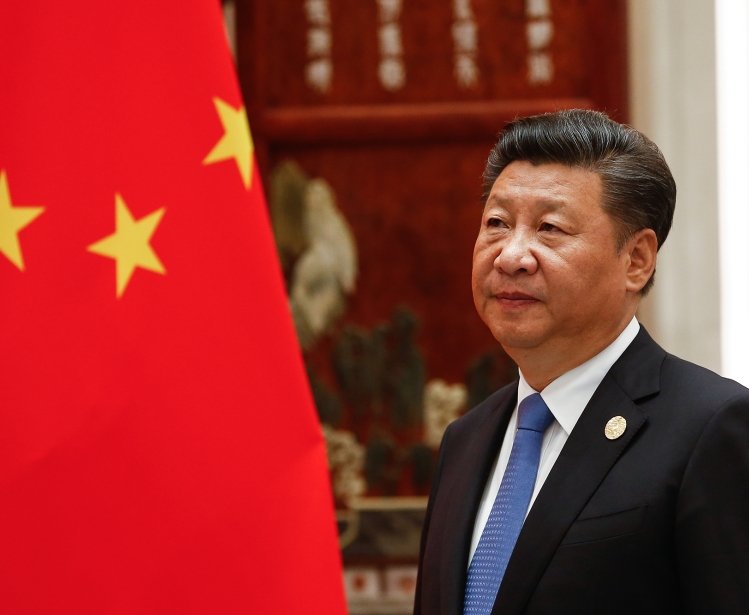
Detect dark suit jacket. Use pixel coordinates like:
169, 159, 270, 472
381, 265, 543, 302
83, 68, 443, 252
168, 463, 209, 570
415, 327, 749, 614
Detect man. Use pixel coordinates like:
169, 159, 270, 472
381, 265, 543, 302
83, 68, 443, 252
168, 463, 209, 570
414, 109, 749, 614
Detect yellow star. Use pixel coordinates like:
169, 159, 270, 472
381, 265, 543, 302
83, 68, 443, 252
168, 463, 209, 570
88, 194, 166, 298
202, 97, 254, 189
0, 170, 45, 271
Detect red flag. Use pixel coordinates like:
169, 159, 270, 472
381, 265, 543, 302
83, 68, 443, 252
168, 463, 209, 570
0, 2, 346, 613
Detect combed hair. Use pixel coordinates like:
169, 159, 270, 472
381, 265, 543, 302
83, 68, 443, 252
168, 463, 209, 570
483, 110, 676, 293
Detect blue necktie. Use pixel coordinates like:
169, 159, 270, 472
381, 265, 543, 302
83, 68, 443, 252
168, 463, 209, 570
463, 393, 554, 615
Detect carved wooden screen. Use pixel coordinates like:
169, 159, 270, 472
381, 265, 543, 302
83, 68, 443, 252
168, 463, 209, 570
235, 0, 626, 608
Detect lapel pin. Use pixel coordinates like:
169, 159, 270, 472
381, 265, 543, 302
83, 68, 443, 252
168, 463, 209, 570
604, 416, 627, 440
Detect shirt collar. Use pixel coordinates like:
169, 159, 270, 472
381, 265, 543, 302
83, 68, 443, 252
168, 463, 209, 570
517, 316, 640, 435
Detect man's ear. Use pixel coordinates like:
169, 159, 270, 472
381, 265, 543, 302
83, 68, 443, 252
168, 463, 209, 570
624, 228, 658, 293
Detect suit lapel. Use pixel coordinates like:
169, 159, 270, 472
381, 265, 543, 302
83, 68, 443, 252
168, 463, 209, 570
440, 385, 517, 614
492, 327, 666, 614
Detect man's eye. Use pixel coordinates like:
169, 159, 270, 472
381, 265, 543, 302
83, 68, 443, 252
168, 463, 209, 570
539, 222, 559, 232
487, 217, 507, 228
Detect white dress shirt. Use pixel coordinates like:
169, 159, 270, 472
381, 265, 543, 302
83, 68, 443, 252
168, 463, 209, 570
467, 317, 641, 565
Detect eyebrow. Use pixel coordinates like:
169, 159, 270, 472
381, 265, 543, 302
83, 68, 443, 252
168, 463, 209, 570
485, 195, 567, 211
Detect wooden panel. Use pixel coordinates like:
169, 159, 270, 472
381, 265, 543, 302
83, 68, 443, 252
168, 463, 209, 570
247, 0, 625, 107
239, 0, 628, 162
257, 98, 594, 143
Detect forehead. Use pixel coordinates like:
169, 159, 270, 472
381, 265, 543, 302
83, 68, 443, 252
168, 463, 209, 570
486, 161, 603, 210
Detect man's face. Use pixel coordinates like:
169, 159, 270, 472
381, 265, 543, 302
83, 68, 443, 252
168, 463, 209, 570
472, 161, 637, 371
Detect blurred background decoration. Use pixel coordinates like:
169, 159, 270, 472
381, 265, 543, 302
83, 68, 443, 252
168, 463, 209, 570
271, 161, 358, 351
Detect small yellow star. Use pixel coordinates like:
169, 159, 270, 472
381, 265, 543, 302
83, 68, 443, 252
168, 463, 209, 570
88, 194, 166, 298
0, 170, 45, 271
203, 97, 254, 189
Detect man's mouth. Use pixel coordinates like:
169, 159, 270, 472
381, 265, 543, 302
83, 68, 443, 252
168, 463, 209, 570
494, 291, 539, 307
496, 291, 537, 301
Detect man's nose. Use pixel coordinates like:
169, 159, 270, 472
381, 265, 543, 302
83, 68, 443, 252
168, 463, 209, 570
494, 230, 539, 275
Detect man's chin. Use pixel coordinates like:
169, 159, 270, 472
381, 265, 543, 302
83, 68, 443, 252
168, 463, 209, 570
492, 329, 546, 353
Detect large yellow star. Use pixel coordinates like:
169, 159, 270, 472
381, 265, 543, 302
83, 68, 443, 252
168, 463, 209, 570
88, 194, 166, 298
0, 170, 45, 271
202, 97, 254, 189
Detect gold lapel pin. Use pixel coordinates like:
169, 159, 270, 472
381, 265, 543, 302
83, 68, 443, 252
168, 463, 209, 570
604, 416, 627, 440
